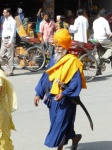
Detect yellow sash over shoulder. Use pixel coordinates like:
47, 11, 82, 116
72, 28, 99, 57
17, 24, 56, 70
46, 54, 87, 95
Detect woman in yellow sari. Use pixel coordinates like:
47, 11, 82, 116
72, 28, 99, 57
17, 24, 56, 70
0, 65, 17, 150
14, 8, 28, 67
15, 8, 27, 37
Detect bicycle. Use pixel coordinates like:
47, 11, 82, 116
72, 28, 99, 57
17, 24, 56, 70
88, 35, 112, 75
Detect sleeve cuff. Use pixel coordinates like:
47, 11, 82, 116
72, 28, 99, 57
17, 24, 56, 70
36, 93, 40, 96
61, 91, 66, 97
35, 93, 43, 99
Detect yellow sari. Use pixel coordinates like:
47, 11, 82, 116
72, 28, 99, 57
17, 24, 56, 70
15, 15, 27, 36
0, 70, 17, 150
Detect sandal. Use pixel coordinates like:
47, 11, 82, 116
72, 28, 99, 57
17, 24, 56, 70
70, 145, 77, 150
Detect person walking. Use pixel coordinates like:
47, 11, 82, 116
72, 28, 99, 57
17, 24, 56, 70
0, 64, 17, 149
0, 8, 16, 76
34, 29, 87, 150
39, 12, 57, 57
69, 9, 89, 43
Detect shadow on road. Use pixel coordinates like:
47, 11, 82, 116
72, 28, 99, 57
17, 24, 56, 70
65, 141, 112, 150
92, 74, 112, 82
14, 69, 45, 76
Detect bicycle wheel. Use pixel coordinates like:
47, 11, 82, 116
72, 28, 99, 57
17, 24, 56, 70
80, 54, 97, 82
23, 46, 46, 72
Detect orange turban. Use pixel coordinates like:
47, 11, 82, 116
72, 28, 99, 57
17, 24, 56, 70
54, 29, 71, 50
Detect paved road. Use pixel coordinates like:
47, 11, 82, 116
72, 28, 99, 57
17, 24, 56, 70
5, 64, 112, 150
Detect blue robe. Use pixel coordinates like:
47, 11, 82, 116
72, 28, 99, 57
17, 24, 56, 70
35, 56, 82, 147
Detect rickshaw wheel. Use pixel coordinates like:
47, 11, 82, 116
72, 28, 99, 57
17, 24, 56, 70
23, 46, 46, 72
80, 54, 97, 82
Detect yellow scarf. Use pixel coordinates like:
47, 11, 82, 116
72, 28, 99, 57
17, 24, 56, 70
0, 70, 17, 113
46, 54, 87, 95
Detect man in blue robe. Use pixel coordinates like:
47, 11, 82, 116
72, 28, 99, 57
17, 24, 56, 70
34, 29, 86, 150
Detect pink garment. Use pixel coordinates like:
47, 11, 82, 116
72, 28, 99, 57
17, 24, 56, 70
40, 20, 56, 42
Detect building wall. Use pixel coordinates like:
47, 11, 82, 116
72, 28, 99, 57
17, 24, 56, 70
93, 0, 112, 12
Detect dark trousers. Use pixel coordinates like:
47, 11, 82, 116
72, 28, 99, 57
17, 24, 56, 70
42, 42, 55, 58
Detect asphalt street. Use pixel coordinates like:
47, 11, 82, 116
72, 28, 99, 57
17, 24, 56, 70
5, 64, 112, 150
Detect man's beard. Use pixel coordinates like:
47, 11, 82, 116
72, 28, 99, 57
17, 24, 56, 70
54, 49, 67, 63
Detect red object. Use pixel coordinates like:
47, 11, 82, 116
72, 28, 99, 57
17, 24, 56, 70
68, 40, 93, 55
28, 38, 40, 43
83, 43, 93, 50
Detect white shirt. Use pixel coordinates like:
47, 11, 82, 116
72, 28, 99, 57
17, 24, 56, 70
93, 17, 112, 43
2, 16, 16, 44
70, 16, 89, 43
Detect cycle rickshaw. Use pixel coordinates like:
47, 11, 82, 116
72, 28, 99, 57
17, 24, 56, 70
15, 37, 98, 82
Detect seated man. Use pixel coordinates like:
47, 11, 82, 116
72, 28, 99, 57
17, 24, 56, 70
93, 9, 112, 60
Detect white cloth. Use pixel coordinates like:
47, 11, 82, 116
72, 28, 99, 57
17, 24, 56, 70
17, 7, 23, 14
93, 17, 112, 59
69, 16, 88, 43
2, 16, 16, 44
69, 25, 75, 33
93, 17, 112, 43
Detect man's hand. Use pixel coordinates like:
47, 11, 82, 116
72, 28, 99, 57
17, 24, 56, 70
34, 96, 40, 106
7, 43, 12, 48
54, 93, 63, 101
